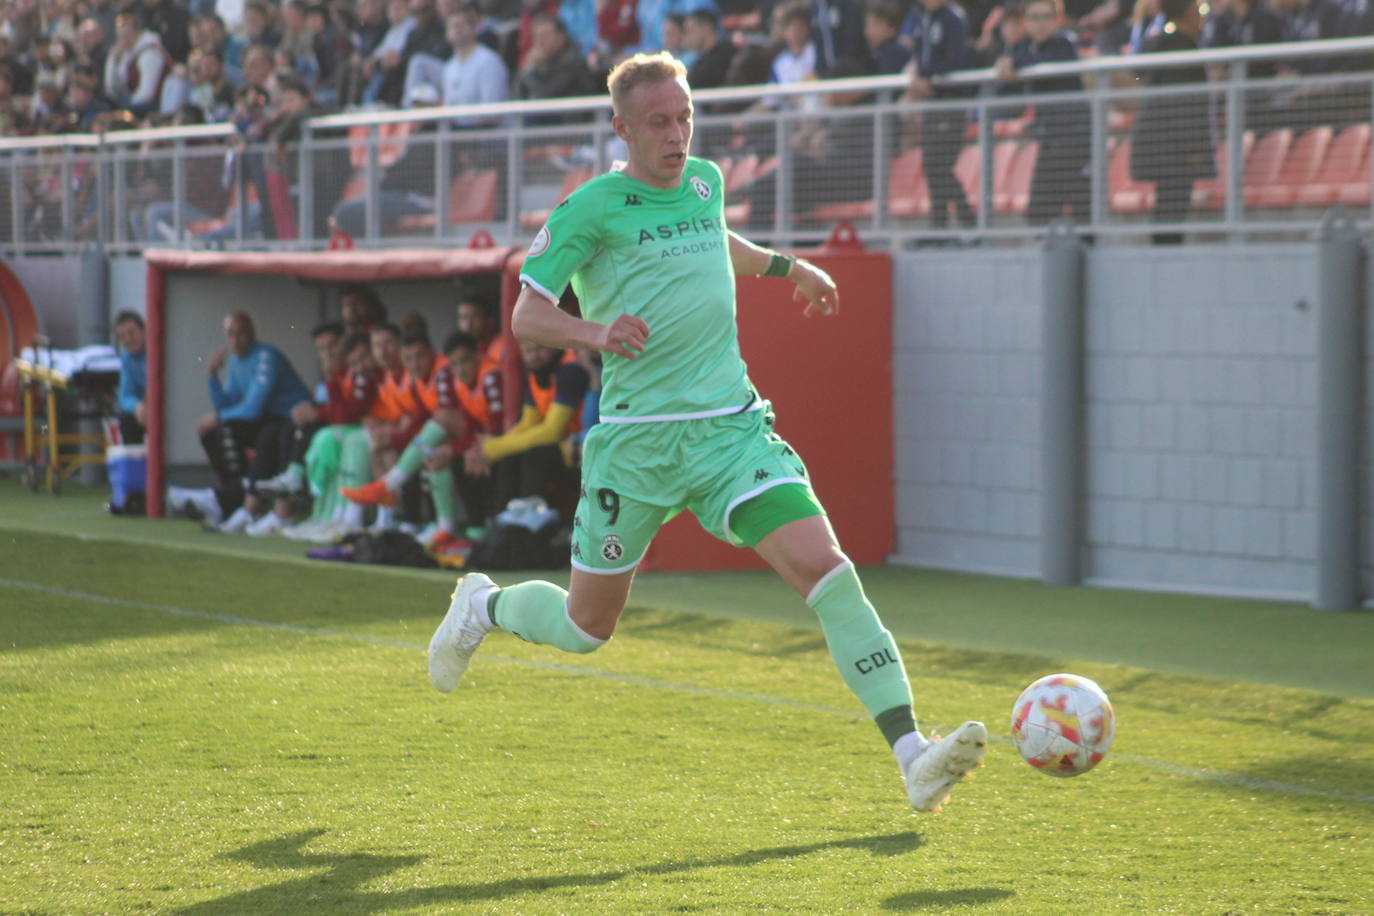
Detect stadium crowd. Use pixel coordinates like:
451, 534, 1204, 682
2, 0, 1369, 139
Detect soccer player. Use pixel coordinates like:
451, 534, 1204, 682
427, 52, 987, 813
461, 340, 589, 513
342, 331, 466, 542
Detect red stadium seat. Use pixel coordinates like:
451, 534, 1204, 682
889, 147, 930, 218
394, 168, 500, 231
1336, 140, 1372, 208
1239, 128, 1293, 206
1297, 124, 1370, 209
953, 141, 1018, 212
520, 165, 594, 230
1191, 132, 1255, 211
1108, 138, 1154, 213
995, 141, 1038, 215
1250, 126, 1332, 208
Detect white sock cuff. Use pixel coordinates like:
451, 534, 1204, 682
382, 467, 407, 490
805, 558, 856, 606
563, 600, 609, 648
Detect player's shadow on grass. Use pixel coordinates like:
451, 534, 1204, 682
172, 826, 965, 913
882, 887, 1015, 910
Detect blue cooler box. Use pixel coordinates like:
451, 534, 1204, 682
106, 444, 147, 511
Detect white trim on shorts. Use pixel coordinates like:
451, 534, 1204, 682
721, 476, 812, 544
599, 400, 765, 425
570, 550, 648, 576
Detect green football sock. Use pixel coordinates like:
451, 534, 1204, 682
807, 560, 917, 745
490, 581, 606, 655
424, 466, 456, 530
391, 420, 448, 480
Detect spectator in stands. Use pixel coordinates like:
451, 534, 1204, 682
104, 12, 171, 116
65, 65, 113, 130
354, 0, 393, 61
1130, 0, 1211, 244
463, 342, 589, 515
636, 1, 718, 61
685, 9, 736, 89
113, 309, 147, 445
1204, 0, 1285, 129
307, 2, 352, 100
186, 48, 235, 121
557, 0, 600, 60
811, 0, 867, 76
403, 4, 509, 119
29, 75, 67, 131
509, 0, 559, 71
35, 39, 75, 94
905, 0, 976, 236
129, 105, 231, 241
277, 0, 322, 88
374, 0, 450, 107
339, 283, 389, 336
75, 18, 110, 74
329, 82, 444, 237
361, 0, 416, 102
242, 2, 282, 50
662, 13, 695, 69
142, 0, 192, 64
996, 0, 1090, 225
866, 1, 912, 74
1075, 0, 1133, 53
86, 0, 120, 52
754, 55, 875, 222
595, 0, 641, 66
766, 3, 819, 109
192, 13, 244, 81
168, 311, 313, 530
514, 13, 598, 122
239, 42, 276, 95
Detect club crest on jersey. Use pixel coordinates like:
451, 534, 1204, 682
690, 176, 711, 201
527, 226, 550, 257
601, 534, 624, 562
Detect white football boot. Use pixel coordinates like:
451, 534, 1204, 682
245, 511, 286, 537
903, 721, 988, 813
428, 573, 496, 692
216, 506, 255, 534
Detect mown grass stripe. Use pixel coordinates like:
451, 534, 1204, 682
5, 574, 1372, 808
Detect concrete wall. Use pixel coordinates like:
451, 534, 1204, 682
9, 255, 81, 346
892, 244, 1327, 603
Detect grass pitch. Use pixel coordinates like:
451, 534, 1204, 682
2, 500, 1373, 913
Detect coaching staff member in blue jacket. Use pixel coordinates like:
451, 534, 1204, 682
185, 311, 312, 526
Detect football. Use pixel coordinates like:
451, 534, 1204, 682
1010, 673, 1115, 777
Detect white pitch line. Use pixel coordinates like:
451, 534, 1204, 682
4, 575, 1373, 807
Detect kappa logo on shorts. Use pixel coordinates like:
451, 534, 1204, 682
601, 534, 624, 562
690, 176, 711, 201
754, 469, 771, 482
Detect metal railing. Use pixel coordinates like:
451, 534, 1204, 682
2, 36, 1372, 254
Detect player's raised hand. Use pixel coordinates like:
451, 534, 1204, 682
791, 260, 839, 318
595, 313, 650, 360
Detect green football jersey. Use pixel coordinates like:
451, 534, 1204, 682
519, 157, 758, 423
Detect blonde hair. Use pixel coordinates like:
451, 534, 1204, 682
608, 51, 688, 117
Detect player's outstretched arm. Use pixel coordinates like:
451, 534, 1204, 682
726, 231, 839, 318
511, 284, 649, 360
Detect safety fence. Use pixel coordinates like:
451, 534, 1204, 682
2, 35, 1372, 253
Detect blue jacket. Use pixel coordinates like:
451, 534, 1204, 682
903, 2, 972, 93
209, 342, 311, 422
117, 347, 147, 415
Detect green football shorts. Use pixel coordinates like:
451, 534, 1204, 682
570, 403, 824, 574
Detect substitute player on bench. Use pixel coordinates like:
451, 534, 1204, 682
427, 51, 987, 813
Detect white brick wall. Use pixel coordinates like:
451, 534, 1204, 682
892, 245, 1322, 601
891, 250, 1042, 576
